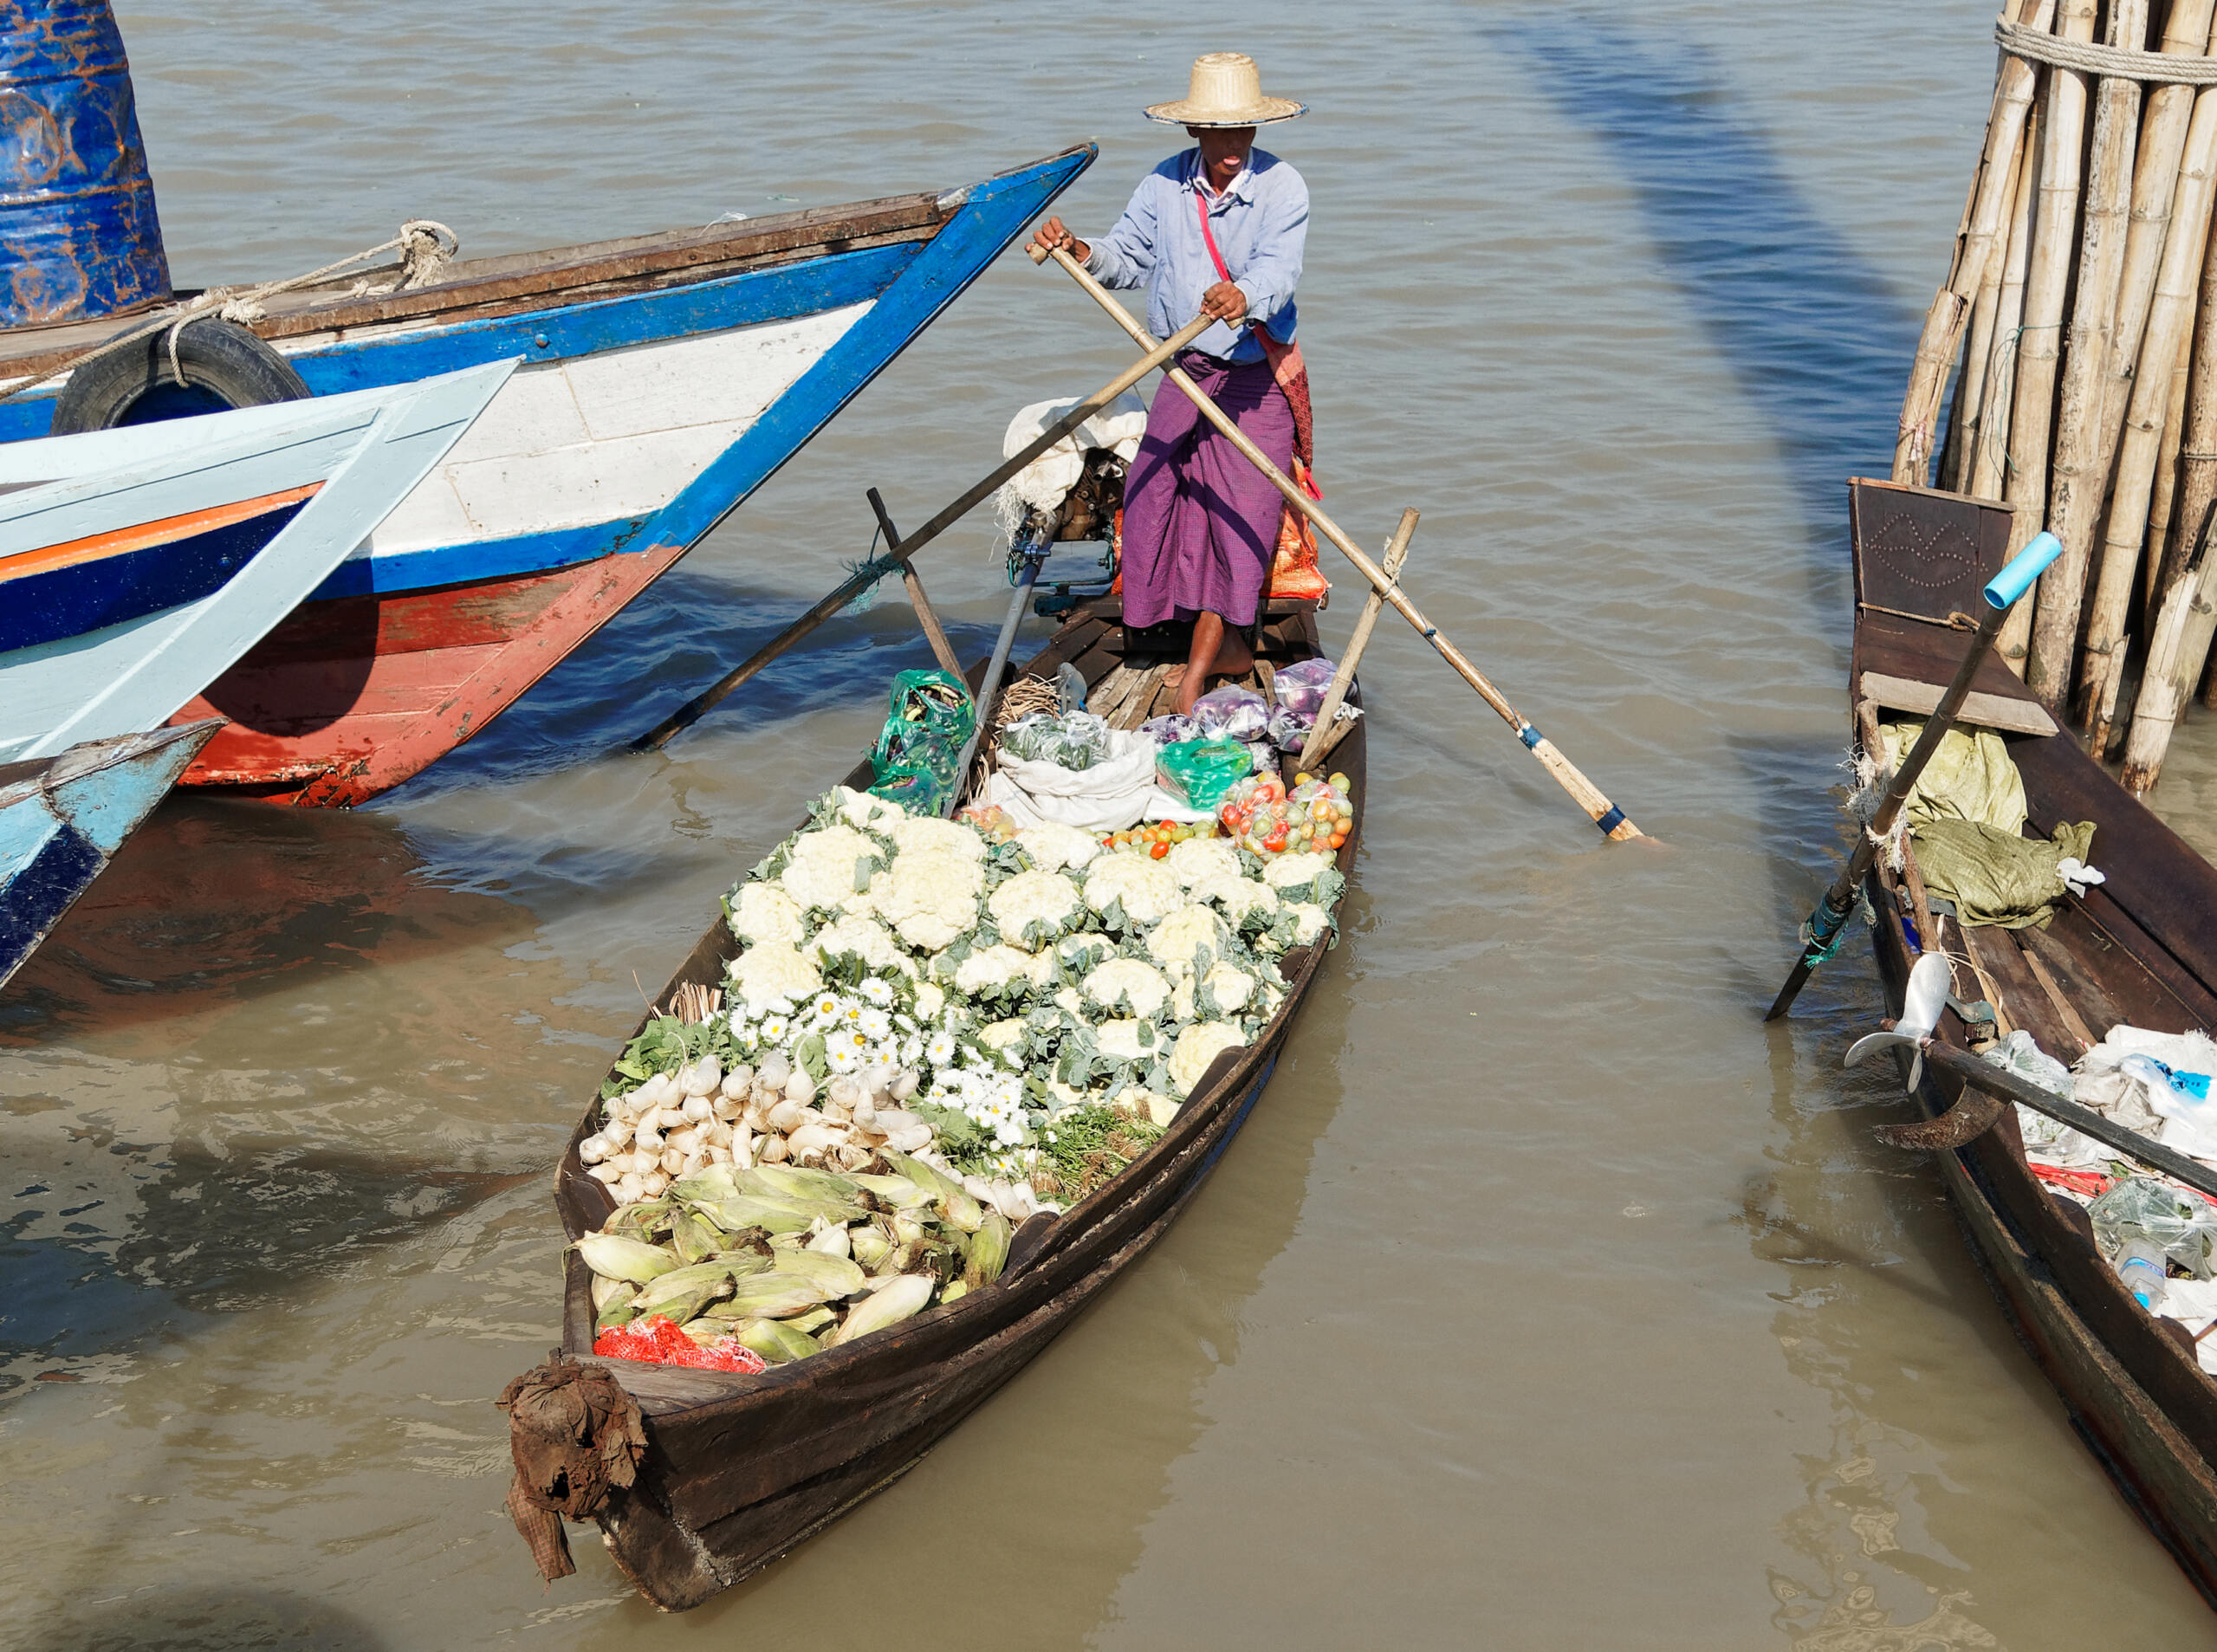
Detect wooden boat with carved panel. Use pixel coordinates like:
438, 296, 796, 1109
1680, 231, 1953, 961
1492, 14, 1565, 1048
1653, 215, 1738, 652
1850, 476, 2217, 1607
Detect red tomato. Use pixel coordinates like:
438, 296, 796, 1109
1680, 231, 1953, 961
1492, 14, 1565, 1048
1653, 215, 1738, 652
1149, 840, 1169, 859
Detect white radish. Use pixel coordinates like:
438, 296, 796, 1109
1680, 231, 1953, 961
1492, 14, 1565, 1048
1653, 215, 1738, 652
681, 1055, 721, 1096
889, 1068, 920, 1101
579, 1136, 611, 1164
682, 1094, 714, 1124
633, 1123, 664, 1155
784, 1069, 817, 1105
710, 1092, 744, 1122
587, 1163, 622, 1184
616, 1172, 646, 1203
704, 1119, 734, 1148
660, 1145, 689, 1176
680, 1150, 708, 1177
601, 1116, 635, 1148
641, 1169, 671, 1197
721, 1065, 753, 1100
786, 1123, 839, 1161
759, 1134, 789, 1164
730, 1124, 756, 1170
706, 1144, 732, 1166
766, 1098, 807, 1134
758, 1052, 792, 1091
651, 1105, 688, 1132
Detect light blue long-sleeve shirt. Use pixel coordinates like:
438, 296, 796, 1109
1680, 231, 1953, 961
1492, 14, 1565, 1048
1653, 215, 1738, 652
1083, 146, 1307, 365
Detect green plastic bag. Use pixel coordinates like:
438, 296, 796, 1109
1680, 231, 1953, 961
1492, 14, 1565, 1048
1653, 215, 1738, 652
1157, 735, 1254, 809
868, 669, 976, 815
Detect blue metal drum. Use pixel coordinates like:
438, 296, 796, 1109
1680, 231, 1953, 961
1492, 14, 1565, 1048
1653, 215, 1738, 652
0, 1, 169, 328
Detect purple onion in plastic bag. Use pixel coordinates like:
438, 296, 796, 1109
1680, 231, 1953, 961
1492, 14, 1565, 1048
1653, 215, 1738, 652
1272, 657, 1339, 720
1140, 713, 1201, 746
1192, 684, 1271, 740
1265, 705, 1312, 752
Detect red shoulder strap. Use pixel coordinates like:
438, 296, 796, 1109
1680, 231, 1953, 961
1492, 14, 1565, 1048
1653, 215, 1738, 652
1194, 187, 1281, 347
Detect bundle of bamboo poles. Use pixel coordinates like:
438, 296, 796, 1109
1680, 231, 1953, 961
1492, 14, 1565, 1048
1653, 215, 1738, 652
1898, 0, 2217, 793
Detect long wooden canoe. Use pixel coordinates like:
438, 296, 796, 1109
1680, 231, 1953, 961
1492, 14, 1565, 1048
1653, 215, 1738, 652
1850, 476, 2217, 1605
0, 146, 1093, 804
515, 594, 1359, 1609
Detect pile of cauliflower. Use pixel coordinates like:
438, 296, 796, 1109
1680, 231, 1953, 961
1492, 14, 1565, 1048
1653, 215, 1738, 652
712, 785, 1344, 1175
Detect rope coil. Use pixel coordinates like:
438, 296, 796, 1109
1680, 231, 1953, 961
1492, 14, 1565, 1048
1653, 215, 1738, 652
0, 218, 458, 410
1996, 16, 2217, 82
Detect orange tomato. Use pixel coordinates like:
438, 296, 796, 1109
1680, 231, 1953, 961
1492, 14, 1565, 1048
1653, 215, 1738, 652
1149, 840, 1169, 859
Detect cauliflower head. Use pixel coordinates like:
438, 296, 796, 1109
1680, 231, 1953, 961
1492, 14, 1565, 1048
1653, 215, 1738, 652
1084, 852, 1184, 925
1015, 821, 1103, 875
1094, 1018, 1158, 1062
1164, 835, 1241, 888
1145, 903, 1229, 976
1282, 902, 1330, 946
830, 785, 904, 832
890, 814, 988, 863
952, 944, 1037, 1001
988, 869, 1084, 949
780, 823, 885, 911
874, 849, 984, 951
1190, 865, 1278, 928
808, 915, 913, 977
1198, 961, 1258, 1016
726, 942, 823, 1010
729, 881, 805, 948
1262, 851, 1336, 891
979, 1017, 1028, 1053
1169, 1021, 1249, 1095
1083, 956, 1172, 1020
913, 981, 947, 1023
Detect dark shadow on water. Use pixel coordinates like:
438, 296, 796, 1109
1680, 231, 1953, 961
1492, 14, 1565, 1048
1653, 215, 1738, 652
1499, 20, 1919, 581
0, 797, 532, 1041
18, 1585, 386, 1652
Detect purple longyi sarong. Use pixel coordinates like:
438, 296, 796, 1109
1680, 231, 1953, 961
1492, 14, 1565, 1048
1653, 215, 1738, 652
1119, 352, 1294, 630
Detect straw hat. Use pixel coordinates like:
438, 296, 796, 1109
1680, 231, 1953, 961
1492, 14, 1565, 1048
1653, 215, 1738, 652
1144, 53, 1306, 128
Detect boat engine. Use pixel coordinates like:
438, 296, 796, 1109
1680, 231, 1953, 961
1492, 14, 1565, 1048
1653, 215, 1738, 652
1011, 444, 1127, 615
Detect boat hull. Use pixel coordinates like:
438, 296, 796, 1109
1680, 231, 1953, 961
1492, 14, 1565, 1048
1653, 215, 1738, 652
53, 146, 1100, 804
0, 721, 217, 990
528, 598, 1357, 1608
0, 362, 513, 764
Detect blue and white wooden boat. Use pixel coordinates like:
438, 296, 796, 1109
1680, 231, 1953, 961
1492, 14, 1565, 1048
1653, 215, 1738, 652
0, 722, 217, 991
0, 361, 515, 764
0, 146, 1096, 804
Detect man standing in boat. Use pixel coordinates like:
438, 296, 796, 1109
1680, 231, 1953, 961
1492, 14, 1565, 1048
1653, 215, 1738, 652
1031, 52, 1313, 719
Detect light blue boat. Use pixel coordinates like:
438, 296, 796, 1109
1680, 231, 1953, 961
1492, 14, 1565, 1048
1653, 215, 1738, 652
0, 722, 217, 989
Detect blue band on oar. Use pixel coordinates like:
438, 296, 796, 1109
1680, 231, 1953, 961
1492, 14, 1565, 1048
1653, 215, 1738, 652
1984, 531, 2064, 610
1519, 724, 1543, 749
1594, 806, 1626, 836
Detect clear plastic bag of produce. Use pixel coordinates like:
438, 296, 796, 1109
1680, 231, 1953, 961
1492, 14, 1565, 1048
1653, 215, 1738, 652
1157, 735, 1254, 808
1002, 709, 1112, 770
1192, 684, 1271, 741
1141, 712, 1202, 746
2088, 1176, 2217, 1279
1266, 704, 1313, 753
1272, 657, 1339, 720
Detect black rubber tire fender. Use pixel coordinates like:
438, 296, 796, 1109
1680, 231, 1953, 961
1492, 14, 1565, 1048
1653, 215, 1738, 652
49, 316, 312, 434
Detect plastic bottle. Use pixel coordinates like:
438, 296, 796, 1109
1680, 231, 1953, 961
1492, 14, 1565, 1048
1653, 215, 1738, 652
2115, 1235, 2170, 1312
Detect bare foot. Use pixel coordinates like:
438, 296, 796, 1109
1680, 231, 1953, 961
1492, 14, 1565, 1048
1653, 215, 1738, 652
1173, 612, 1254, 718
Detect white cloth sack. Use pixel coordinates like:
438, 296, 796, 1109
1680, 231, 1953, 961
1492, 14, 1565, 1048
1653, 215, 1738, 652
985, 728, 1162, 832
994, 392, 1150, 527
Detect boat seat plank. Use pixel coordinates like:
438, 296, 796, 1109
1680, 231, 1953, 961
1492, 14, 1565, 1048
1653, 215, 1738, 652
1859, 671, 2058, 735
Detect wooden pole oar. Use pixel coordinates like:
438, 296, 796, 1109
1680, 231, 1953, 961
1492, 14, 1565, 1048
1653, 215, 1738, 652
1850, 1028, 2217, 1204
866, 487, 964, 681
629, 307, 1224, 751
1031, 243, 1647, 843
1297, 509, 1417, 772
1764, 530, 2065, 1021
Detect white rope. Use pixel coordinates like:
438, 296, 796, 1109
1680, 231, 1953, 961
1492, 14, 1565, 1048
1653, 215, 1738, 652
1996, 17, 2217, 83
0, 218, 460, 409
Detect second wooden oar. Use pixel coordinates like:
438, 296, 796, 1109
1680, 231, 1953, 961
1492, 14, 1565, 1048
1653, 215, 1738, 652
630, 306, 1223, 751
1032, 243, 1645, 843
1764, 530, 2064, 1021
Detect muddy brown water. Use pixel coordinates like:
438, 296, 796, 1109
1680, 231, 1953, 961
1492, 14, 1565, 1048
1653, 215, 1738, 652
7, 2, 2217, 1646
